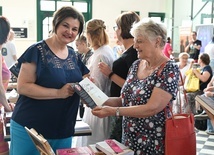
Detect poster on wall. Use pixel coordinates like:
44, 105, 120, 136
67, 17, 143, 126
179, 26, 192, 53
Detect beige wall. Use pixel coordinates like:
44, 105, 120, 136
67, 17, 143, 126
1, 0, 212, 57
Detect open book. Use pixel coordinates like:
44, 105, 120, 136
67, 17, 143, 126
25, 127, 55, 155
71, 77, 109, 109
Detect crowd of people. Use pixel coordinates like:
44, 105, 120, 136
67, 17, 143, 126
1, 5, 214, 155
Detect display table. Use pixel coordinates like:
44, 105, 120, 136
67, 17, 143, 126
3, 112, 92, 141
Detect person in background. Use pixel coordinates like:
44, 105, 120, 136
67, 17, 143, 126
92, 18, 179, 154
2, 29, 17, 69
162, 37, 173, 58
194, 76, 214, 135
204, 35, 214, 74
185, 31, 202, 62
10, 6, 89, 155
173, 52, 192, 114
0, 16, 13, 112
75, 34, 93, 66
75, 34, 93, 118
186, 53, 212, 114
180, 39, 185, 53
112, 39, 125, 59
76, 19, 114, 146
0, 16, 14, 155
98, 11, 140, 142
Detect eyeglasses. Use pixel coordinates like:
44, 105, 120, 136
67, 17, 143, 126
113, 26, 118, 31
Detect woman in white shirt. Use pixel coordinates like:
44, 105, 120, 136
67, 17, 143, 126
173, 52, 192, 114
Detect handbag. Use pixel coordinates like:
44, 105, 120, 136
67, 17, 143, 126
184, 69, 199, 92
165, 72, 196, 155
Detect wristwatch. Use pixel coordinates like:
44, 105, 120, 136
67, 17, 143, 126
116, 107, 120, 118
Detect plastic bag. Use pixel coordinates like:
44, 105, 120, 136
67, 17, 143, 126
184, 69, 199, 92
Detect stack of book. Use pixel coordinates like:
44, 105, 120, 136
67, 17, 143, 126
25, 125, 133, 155
57, 140, 134, 155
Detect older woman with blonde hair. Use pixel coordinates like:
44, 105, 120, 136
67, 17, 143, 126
177, 52, 192, 84
92, 18, 179, 154
173, 52, 192, 114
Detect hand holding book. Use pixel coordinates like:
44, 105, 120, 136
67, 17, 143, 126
71, 77, 109, 109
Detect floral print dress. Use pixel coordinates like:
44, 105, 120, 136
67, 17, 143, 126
121, 59, 179, 155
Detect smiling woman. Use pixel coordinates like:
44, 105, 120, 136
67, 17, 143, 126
9, 6, 90, 155
92, 18, 179, 154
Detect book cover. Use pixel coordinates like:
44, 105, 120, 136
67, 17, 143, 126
56, 147, 94, 155
25, 127, 55, 155
95, 139, 134, 155
71, 77, 109, 109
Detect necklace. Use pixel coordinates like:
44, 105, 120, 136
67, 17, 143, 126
146, 56, 165, 70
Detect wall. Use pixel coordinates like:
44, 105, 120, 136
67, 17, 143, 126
2, 0, 211, 58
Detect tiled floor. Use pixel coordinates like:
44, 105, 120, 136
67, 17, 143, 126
196, 129, 214, 155
72, 129, 214, 154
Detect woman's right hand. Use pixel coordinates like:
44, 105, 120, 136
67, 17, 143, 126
92, 106, 113, 118
58, 83, 75, 99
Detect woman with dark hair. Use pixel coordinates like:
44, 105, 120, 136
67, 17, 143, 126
98, 11, 140, 142
10, 6, 89, 154
0, 16, 14, 155
186, 53, 213, 114
163, 37, 173, 58
0, 16, 13, 112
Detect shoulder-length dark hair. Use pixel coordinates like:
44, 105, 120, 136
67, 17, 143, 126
52, 6, 85, 37
0, 16, 10, 45
199, 53, 210, 65
116, 11, 140, 39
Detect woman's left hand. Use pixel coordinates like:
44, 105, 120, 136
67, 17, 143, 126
98, 62, 111, 77
92, 106, 112, 118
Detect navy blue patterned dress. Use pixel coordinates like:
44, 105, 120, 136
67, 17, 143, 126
121, 59, 179, 154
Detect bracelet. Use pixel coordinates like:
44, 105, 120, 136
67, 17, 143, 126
108, 72, 114, 79
116, 107, 120, 118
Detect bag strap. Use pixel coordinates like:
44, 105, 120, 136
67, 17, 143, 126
178, 71, 188, 113
157, 62, 167, 76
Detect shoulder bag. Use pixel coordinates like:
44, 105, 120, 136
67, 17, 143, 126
165, 72, 196, 155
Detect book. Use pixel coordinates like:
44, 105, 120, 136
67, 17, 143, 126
56, 147, 94, 155
95, 139, 134, 155
71, 77, 109, 109
88, 144, 105, 155
25, 127, 55, 155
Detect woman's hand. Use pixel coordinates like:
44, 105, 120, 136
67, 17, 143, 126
204, 86, 213, 92
3, 103, 15, 112
205, 91, 213, 97
98, 62, 112, 77
57, 83, 75, 99
92, 106, 113, 118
